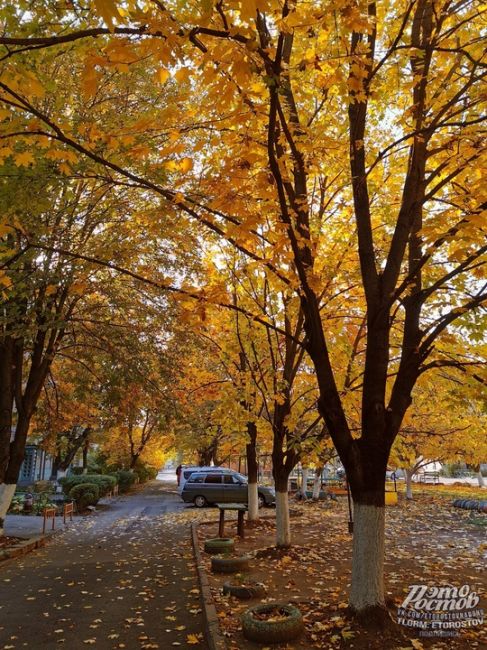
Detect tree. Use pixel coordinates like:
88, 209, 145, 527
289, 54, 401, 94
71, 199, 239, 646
1, 0, 485, 619
0, 166, 126, 533
391, 372, 487, 497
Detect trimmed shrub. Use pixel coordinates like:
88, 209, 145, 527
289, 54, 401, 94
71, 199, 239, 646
61, 474, 117, 497
69, 483, 99, 511
134, 464, 158, 483
113, 470, 138, 493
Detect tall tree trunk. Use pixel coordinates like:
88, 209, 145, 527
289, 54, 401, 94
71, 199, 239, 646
0, 484, 16, 537
349, 503, 385, 615
298, 466, 309, 500
50, 455, 61, 481
82, 437, 89, 474
345, 448, 390, 618
405, 468, 414, 499
312, 466, 323, 500
274, 473, 291, 547
246, 422, 259, 521
476, 465, 485, 488
1, 413, 32, 535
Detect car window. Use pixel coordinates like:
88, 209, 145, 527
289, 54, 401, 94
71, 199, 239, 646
205, 474, 223, 484
187, 474, 206, 483
223, 475, 239, 484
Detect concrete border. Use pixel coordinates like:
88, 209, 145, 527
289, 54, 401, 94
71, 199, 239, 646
0, 528, 64, 563
1, 534, 46, 561
191, 521, 228, 650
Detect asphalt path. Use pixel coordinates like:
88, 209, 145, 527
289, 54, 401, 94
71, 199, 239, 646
0, 479, 209, 650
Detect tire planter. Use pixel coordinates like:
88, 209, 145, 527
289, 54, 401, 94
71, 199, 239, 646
241, 603, 304, 643
211, 554, 251, 574
453, 499, 487, 512
223, 580, 266, 600
204, 538, 234, 555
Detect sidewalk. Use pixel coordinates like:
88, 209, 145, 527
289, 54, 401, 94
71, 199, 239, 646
4, 514, 61, 539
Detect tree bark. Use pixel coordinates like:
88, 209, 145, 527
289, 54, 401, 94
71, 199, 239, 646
405, 468, 414, 499
312, 466, 323, 500
82, 437, 89, 474
349, 503, 386, 615
246, 421, 259, 521
275, 490, 291, 547
298, 466, 309, 500
0, 483, 16, 537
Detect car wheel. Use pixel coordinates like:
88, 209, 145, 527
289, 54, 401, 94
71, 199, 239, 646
257, 494, 265, 509
194, 495, 207, 508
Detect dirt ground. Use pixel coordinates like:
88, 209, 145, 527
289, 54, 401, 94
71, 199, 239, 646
197, 486, 486, 650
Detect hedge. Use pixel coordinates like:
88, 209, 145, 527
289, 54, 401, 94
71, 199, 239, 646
69, 483, 99, 510
60, 474, 117, 497
112, 470, 138, 493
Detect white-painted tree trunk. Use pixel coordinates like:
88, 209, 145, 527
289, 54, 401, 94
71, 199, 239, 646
298, 467, 309, 500
247, 482, 259, 521
312, 473, 321, 500
405, 469, 414, 500
0, 484, 17, 537
349, 503, 385, 612
477, 471, 485, 488
57, 469, 67, 480
82, 468, 88, 475
275, 490, 291, 547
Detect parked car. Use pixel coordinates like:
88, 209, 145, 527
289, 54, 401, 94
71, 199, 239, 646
177, 465, 224, 494
181, 469, 275, 508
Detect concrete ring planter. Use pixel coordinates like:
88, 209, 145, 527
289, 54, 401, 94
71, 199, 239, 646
211, 554, 251, 574
223, 579, 266, 600
241, 602, 304, 643
204, 538, 235, 555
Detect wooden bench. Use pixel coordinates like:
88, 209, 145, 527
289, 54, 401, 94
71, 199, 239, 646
419, 471, 440, 484
63, 501, 74, 523
215, 503, 247, 539
323, 478, 348, 496
42, 506, 57, 534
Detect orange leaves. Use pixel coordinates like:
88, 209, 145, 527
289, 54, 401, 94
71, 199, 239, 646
13, 151, 34, 167
186, 633, 202, 644
158, 68, 170, 85
93, 0, 121, 31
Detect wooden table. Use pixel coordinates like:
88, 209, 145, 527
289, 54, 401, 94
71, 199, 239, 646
215, 503, 247, 539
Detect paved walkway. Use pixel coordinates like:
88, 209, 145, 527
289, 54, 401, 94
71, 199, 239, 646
0, 480, 208, 650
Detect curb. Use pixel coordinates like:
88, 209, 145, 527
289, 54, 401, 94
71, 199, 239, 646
190, 521, 228, 650
1, 527, 64, 563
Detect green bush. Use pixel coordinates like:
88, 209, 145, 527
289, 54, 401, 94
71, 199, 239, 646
69, 483, 99, 511
134, 464, 158, 483
60, 474, 117, 497
113, 470, 138, 493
